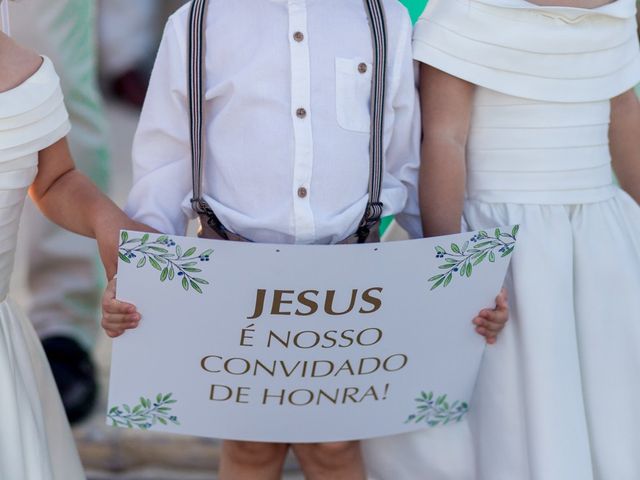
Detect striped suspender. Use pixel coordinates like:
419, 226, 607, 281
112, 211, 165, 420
188, 0, 388, 243
188, 0, 218, 224
358, 0, 387, 241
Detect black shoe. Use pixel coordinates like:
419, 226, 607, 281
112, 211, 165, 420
41, 336, 98, 424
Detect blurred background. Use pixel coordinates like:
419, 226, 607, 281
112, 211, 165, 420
7, 0, 427, 479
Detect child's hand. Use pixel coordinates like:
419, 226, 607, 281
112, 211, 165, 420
473, 288, 509, 345
101, 277, 141, 338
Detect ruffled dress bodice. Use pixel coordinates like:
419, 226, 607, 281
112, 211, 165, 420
0, 56, 70, 301
466, 88, 615, 204
413, 0, 640, 206
413, 0, 640, 103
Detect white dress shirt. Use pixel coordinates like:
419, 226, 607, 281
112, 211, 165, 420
126, 0, 421, 244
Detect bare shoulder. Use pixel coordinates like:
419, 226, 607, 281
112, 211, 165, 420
0, 32, 43, 93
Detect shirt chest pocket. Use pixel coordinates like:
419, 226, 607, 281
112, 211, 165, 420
335, 57, 372, 133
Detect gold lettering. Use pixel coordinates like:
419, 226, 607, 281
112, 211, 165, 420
295, 290, 319, 316
271, 290, 295, 315
359, 287, 383, 314
200, 355, 222, 373
324, 289, 358, 315
247, 289, 267, 319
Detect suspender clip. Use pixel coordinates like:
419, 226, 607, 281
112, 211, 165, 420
192, 197, 230, 240
190, 197, 207, 215
365, 202, 384, 223
357, 201, 384, 243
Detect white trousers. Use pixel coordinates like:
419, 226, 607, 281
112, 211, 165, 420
10, 0, 109, 347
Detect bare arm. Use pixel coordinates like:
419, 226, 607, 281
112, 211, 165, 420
419, 65, 510, 344
419, 64, 475, 237
2, 34, 153, 278
30, 138, 155, 279
610, 89, 640, 203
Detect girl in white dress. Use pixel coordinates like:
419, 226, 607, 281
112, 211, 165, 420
0, 2, 149, 478
364, 0, 640, 479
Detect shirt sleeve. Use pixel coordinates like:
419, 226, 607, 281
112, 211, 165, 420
385, 11, 423, 239
124, 15, 194, 235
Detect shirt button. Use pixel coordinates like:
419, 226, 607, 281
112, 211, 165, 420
293, 31, 304, 42
358, 62, 368, 74
297, 187, 308, 199
296, 107, 307, 119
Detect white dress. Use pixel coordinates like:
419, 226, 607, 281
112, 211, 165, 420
364, 1, 640, 479
0, 56, 86, 479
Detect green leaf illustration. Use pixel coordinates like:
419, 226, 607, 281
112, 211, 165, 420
118, 234, 213, 294
183, 247, 197, 258
405, 391, 469, 427
108, 393, 180, 431
431, 276, 446, 291
473, 251, 488, 266
428, 227, 518, 290
149, 257, 162, 271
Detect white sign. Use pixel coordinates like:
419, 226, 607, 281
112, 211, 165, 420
108, 226, 517, 443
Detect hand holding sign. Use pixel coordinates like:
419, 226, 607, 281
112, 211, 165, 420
107, 227, 516, 442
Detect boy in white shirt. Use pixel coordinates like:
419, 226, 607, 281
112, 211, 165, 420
102, 0, 509, 478
126, 0, 421, 245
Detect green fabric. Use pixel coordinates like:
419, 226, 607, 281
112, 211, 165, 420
53, 0, 110, 190
400, 0, 428, 23
379, 216, 394, 235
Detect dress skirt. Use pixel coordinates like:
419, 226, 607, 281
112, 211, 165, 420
0, 298, 85, 480
364, 190, 640, 480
